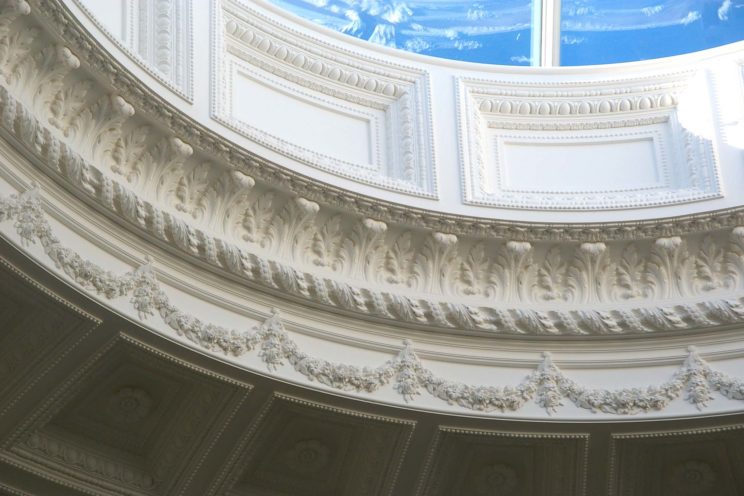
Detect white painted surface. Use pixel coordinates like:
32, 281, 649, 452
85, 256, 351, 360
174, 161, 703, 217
63, 0, 744, 221
232, 70, 375, 166
499, 137, 661, 193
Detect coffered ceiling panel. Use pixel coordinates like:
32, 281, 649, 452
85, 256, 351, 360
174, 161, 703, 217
416, 426, 589, 496
0, 335, 252, 496
0, 260, 100, 421
610, 424, 744, 496
216, 393, 414, 496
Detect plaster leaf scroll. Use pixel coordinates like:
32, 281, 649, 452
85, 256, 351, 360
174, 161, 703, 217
456, 242, 494, 297
533, 245, 567, 302
412, 232, 458, 294
494, 241, 532, 302
693, 235, 727, 293
567, 242, 609, 303
613, 244, 646, 300
381, 231, 415, 286
647, 236, 689, 299
0, 1, 35, 88
341, 217, 387, 280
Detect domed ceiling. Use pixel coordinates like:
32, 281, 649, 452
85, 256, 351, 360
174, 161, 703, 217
2, 0, 744, 494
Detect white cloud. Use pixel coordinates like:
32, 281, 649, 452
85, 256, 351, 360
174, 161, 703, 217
718, 0, 732, 20
641, 5, 663, 16
466, 8, 487, 21
381, 3, 412, 24
561, 35, 586, 45
404, 37, 429, 52
454, 40, 481, 50
680, 10, 701, 25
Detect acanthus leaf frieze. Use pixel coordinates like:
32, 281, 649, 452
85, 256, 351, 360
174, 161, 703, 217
4, 185, 744, 416
4, 0, 744, 338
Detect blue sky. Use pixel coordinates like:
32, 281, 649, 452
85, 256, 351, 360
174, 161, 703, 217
268, 0, 744, 65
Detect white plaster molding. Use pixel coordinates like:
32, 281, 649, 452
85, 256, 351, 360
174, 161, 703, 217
211, 0, 437, 197
71, 0, 193, 101
3, 69, 744, 335
3, 186, 744, 416
21, 0, 744, 234
5, 0, 744, 337
457, 75, 721, 210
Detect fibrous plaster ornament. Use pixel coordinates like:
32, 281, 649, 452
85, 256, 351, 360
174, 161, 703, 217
212, 0, 436, 197
3, 187, 744, 416
72, 0, 193, 101
4, 0, 744, 336
20, 0, 744, 241
457, 76, 721, 210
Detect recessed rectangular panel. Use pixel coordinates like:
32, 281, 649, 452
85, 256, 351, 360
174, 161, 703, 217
78, 0, 128, 39
499, 137, 663, 193
232, 70, 374, 166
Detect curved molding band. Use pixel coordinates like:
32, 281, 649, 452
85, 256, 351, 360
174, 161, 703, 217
1, 2, 744, 336
22, 0, 744, 229
3, 186, 744, 416
1, 73, 744, 336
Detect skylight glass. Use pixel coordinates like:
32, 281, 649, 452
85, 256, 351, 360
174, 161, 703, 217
561, 0, 744, 65
268, 0, 744, 66
267, 0, 539, 65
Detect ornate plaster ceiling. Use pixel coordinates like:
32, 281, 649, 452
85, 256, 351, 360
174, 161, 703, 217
1, 245, 744, 495
1, 0, 744, 493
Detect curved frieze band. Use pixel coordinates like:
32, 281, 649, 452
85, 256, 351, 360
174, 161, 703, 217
2, 82, 744, 336
3, 186, 744, 416
2, 0, 744, 336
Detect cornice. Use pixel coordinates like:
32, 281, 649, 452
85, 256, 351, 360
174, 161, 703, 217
1, 0, 744, 337
20, 0, 744, 240
3, 82, 744, 336
3, 185, 744, 417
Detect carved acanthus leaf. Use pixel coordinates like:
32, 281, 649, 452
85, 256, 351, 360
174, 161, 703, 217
29, 45, 80, 114
646, 236, 689, 299
613, 244, 646, 300
341, 218, 387, 279
412, 232, 458, 294
277, 196, 319, 260
494, 241, 532, 301
64, 93, 134, 158
567, 242, 609, 303
693, 235, 725, 293
0, 13, 36, 88
108, 125, 150, 182
381, 231, 415, 286
533, 245, 566, 301
141, 136, 193, 189
456, 242, 494, 297
307, 214, 344, 270
47, 77, 92, 133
